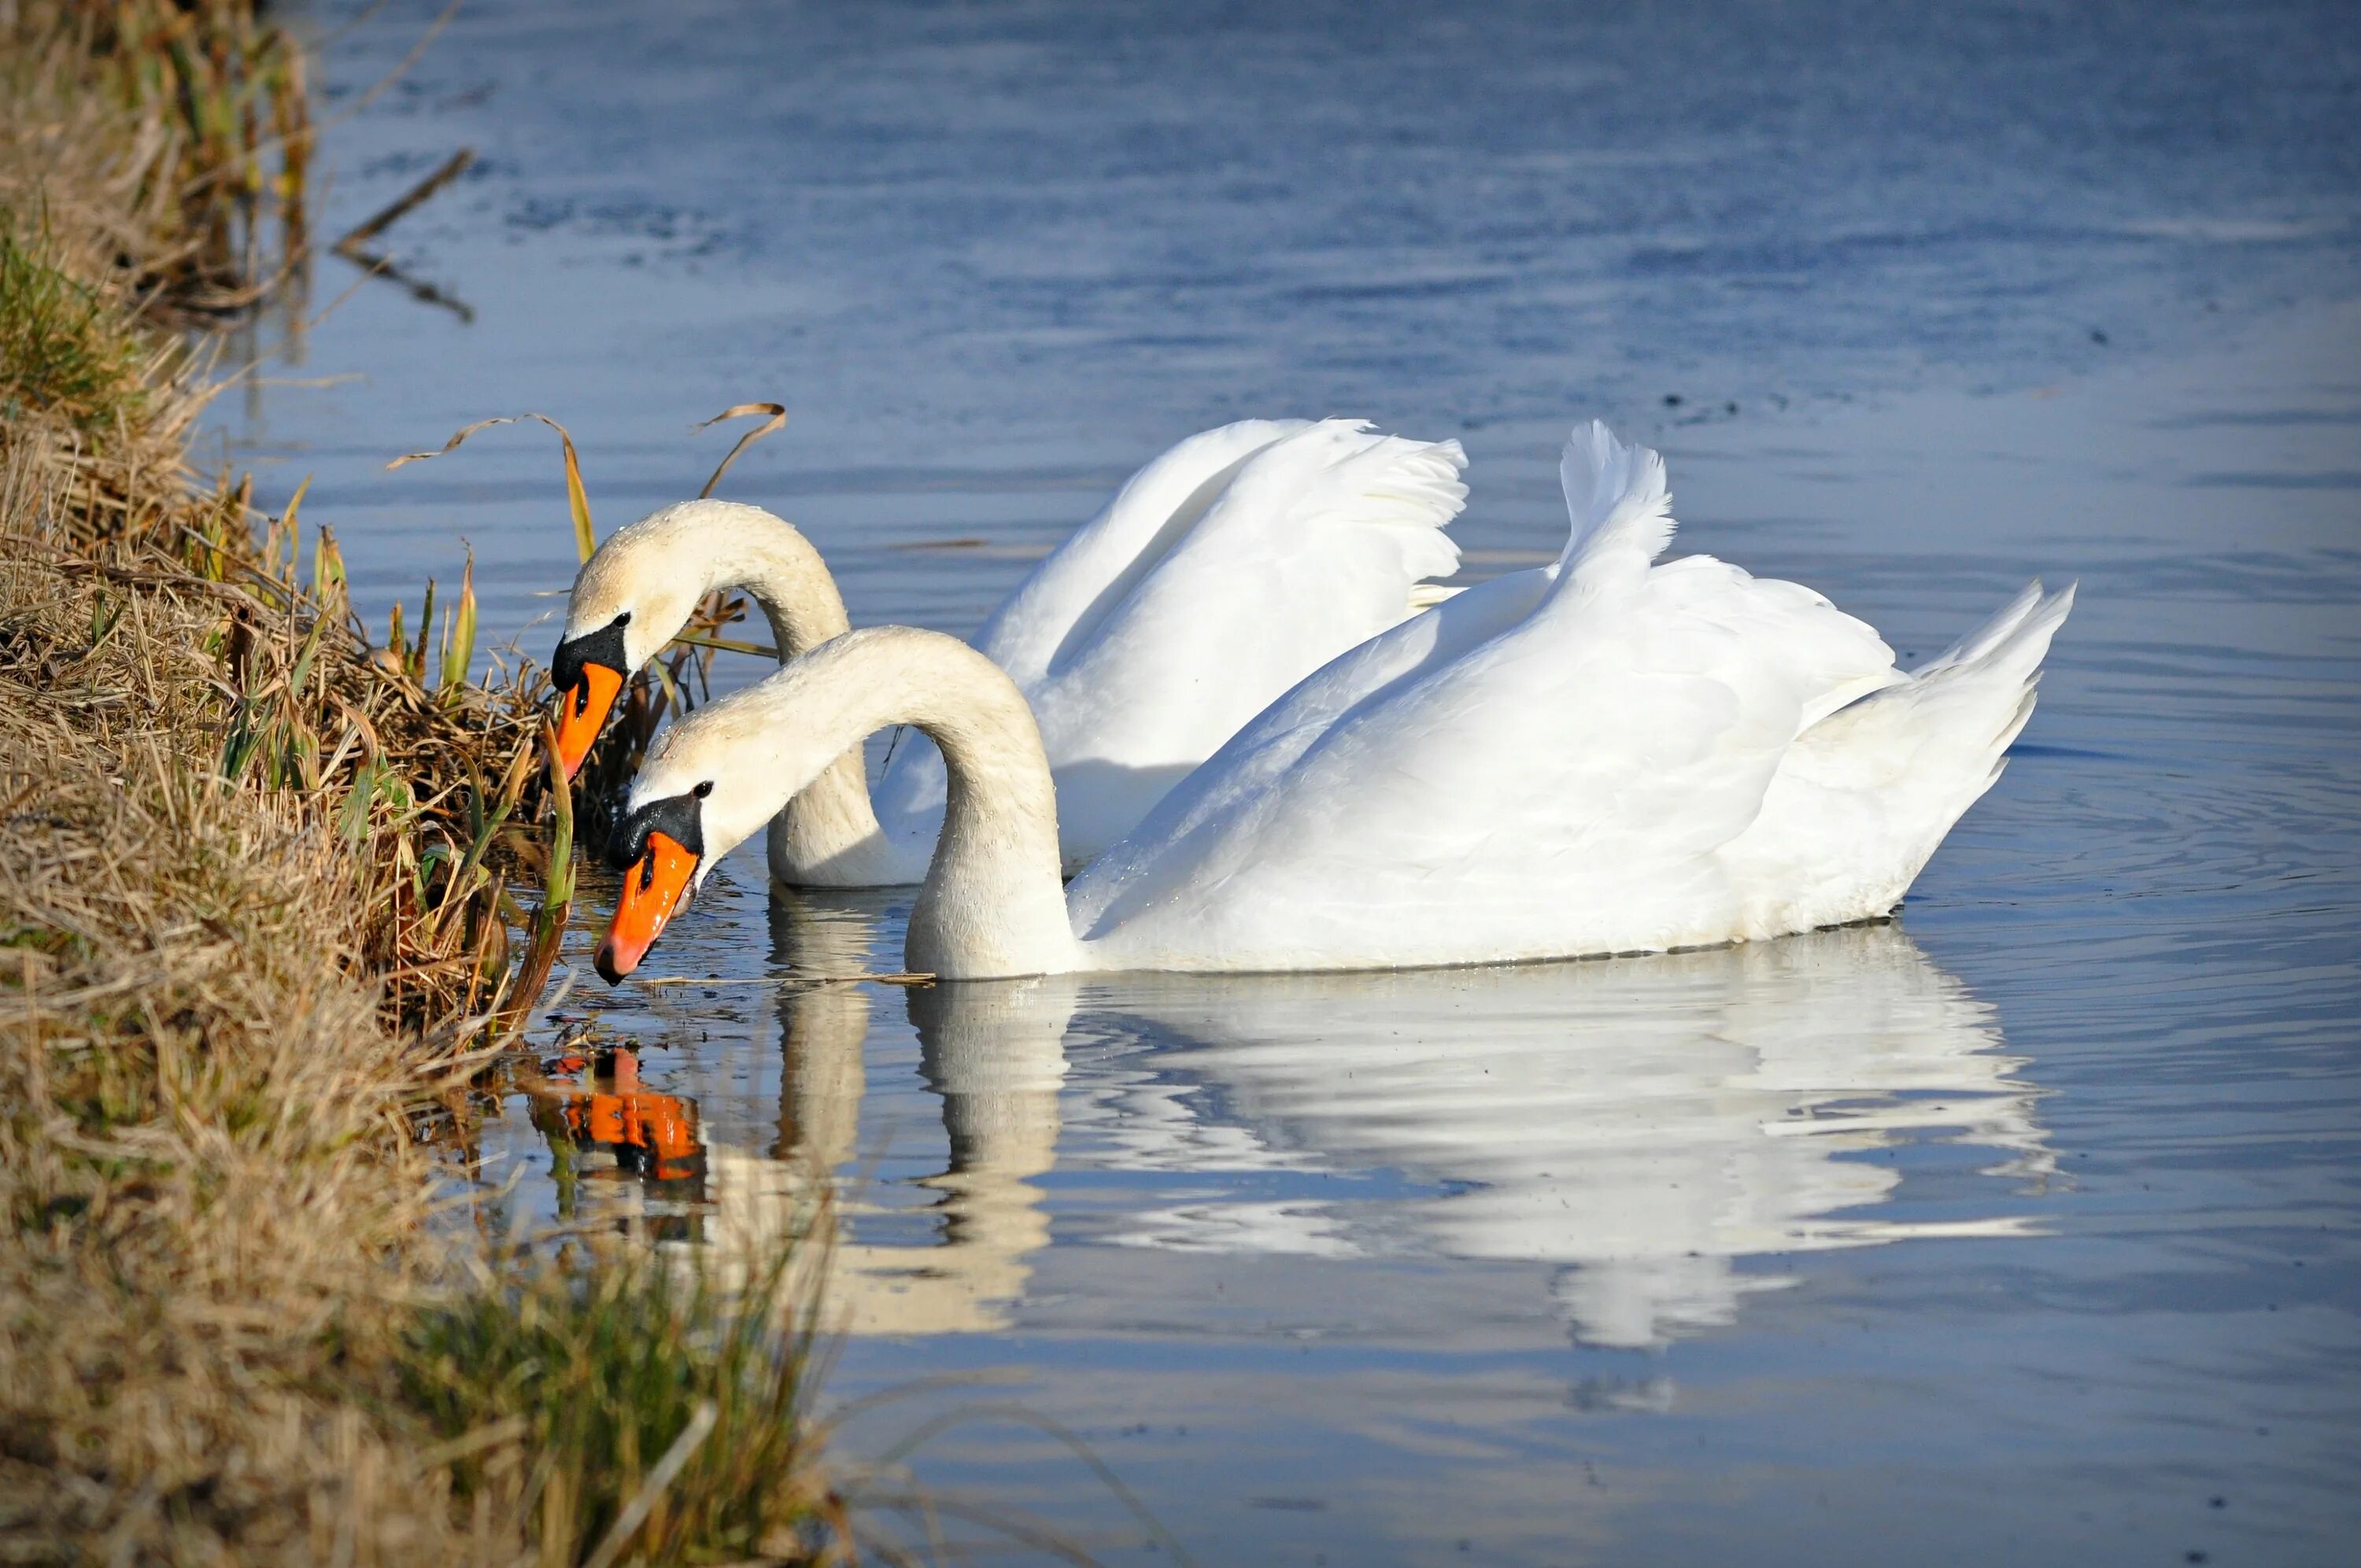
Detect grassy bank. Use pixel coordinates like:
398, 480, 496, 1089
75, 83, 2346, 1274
2, 5, 838, 1562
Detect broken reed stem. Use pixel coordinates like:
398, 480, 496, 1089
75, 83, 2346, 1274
332, 144, 475, 254
693, 399, 788, 499
390, 411, 597, 563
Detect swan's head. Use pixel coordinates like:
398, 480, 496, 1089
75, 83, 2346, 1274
594, 778, 709, 985
550, 504, 722, 777
593, 678, 842, 982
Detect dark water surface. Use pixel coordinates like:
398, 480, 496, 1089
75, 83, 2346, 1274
219, 2, 2359, 1562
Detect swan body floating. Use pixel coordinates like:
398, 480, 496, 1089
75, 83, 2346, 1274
596, 422, 2072, 981
551, 419, 1468, 885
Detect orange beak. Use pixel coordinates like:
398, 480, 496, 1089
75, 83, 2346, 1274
554, 662, 626, 780
595, 831, 699, 983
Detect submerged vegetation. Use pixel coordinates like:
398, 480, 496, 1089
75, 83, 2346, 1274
1, 5, 841, 1562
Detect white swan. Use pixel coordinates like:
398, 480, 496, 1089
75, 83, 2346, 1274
595, 422, 2072, 981
551, 418, 1468, 885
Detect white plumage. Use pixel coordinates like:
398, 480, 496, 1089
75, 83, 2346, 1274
627, 422, 2072, 978
870, 417, 1470, 869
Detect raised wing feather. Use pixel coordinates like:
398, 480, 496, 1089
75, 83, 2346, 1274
1029, 419, 1465, 765
973, 419, 1308, 689
1557, 419, 1676, 592
875, 419, 1466, 868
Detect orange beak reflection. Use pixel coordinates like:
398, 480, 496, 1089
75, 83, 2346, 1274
554, 662, 626, 780
596, 831, 699, 983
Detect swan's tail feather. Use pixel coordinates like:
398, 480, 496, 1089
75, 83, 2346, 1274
1992, 676, 2045, 759
1914, 579, 2048, 677
1908, 581, 2071, 753
1807, 581, 2074, 817
1753, 581, 2071, 928
1556, 420, 1673, 586
1949, 581, 2073, 736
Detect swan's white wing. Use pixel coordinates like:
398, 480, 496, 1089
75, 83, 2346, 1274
1075, 423, 1888, 969
1028, 419, 1465, 759
1643, 555, 1905, 729
972, 419, 1309, 689
916, 419, 1466, 865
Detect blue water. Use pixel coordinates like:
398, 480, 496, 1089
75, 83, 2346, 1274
220, 2, 2360, 1561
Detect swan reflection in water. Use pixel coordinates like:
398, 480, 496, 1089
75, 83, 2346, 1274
744, 888, 1074, 1337
562, 895, 2052, 1351
527, 1042, 708, 1234
1067, 924, 2053, 1349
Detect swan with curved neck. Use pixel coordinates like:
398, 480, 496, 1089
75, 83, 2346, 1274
552, 418, 1469, 887
600, 629, 1079, 980
596, 422, 2075, 983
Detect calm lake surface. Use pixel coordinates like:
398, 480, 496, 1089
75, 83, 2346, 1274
218, 2, 2359, 1561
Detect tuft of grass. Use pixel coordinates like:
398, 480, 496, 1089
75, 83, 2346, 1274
0, 228, 151, 428
402, 1223, 847, 1567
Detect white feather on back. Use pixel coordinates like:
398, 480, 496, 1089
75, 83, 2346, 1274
877, 418, 1470, 867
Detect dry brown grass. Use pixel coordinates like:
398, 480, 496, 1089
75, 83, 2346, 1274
0, 485, 518, 1560
0, 7, 842, 1564
2, 8, 527, 1559
2, 0, 313, 319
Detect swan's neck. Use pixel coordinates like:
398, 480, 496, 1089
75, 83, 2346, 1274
717, 628, 1080, 977
916, 676, 1081, 978
700, 511, 849, 659
676, 503, 885, 876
